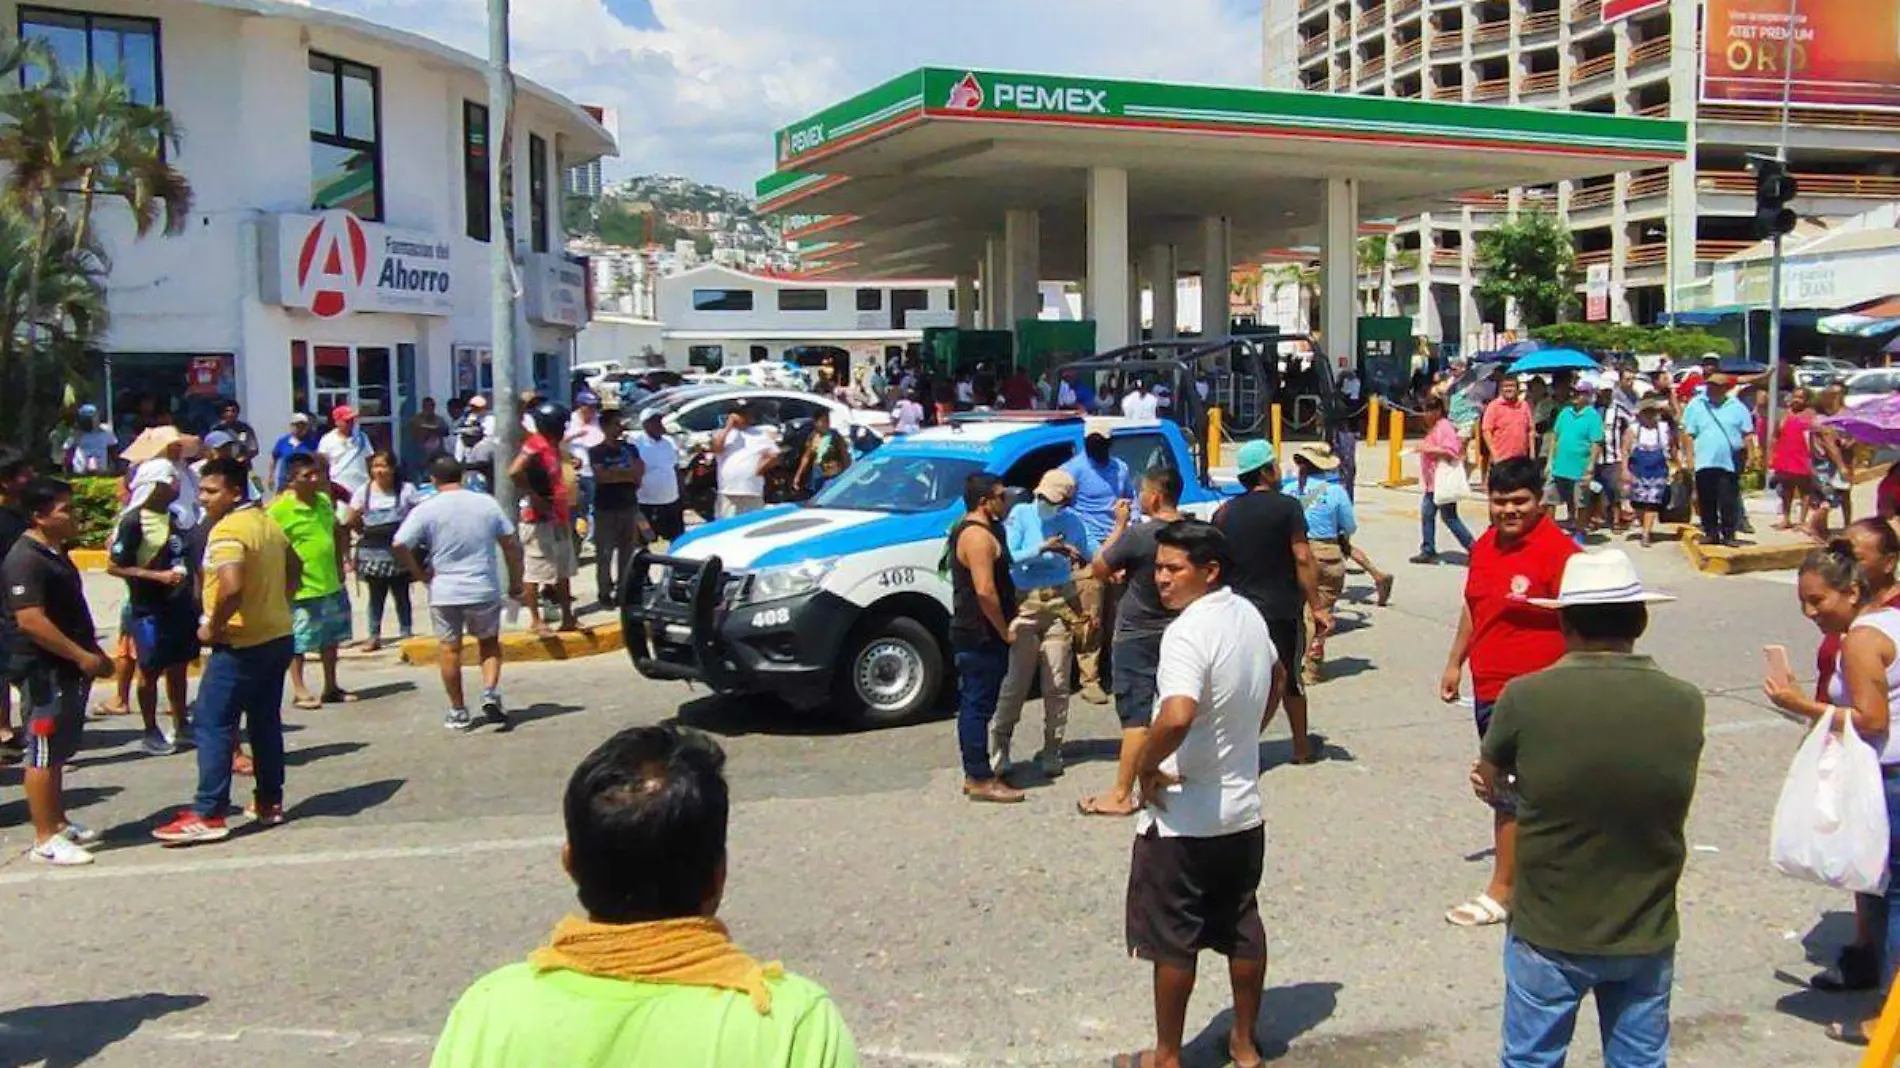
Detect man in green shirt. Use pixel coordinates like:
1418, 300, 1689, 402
1473, 549, 1702, 1068
1548, 382, 1604, 542
268, 452, 353, 709
431, 724, 859, 1068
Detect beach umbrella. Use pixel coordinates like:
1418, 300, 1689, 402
1508, 348, 1599, 375
1473, 340, 1545, 365
1820, 394, 1900, 447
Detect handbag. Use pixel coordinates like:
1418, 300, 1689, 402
1432, 459, 1470, 504
1770, 707, 1890, 894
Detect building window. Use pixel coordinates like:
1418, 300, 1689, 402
18, 7, 161, 104
308, 52, 381, 221
855, 288, 882, 312
778, 288, 828, 312
529, 133, 549, 253
692, 289, 754, 312
464, 102, 490, 242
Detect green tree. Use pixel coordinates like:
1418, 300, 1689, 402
1264, 261, 1319, 331
1475, 209, 1579, 330
0, 40, 192, 446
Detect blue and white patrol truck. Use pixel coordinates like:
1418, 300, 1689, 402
621, 413, 1232, 726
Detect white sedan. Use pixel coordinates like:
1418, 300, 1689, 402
1842, 368, 1899, 410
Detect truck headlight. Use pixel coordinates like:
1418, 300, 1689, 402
745, 560, 835, 604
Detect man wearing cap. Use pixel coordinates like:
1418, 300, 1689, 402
710, 401, 780, 519
318, 405, 372, 501
270, 414, 319, 492
1592, 376, 1633, 536
565, 392, 605, 545
633, 410, 685, 542
1061, 422, 1138, 704
1679, 373, 1758, 547
61, 404, 117, 475
990, 468, 1092, 780
212, 400, 260, 468
1285, 442, 1385, 685
1548, 379, 1604, 541
1214, 439, 1331, 765
1474, 550, 1702, 1067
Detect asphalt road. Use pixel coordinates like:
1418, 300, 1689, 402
0, 484, 1877, 1068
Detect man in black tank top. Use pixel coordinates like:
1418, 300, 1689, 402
948, 474, 1024, 803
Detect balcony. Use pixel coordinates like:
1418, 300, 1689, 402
1355, 5, 1387, 32
1359, 55, 1388, 82
1629, 37, 1671, 72
1699, 104, 1900, 133
1627, 171, 1671, 200
1697, 240, 1754, 262
1393, 0, 1423, 20
1521, 10, 1561, 36
1569, 184, 1616, 211
1428, 31, 1463, 57
1571, 53, 1617, 85
1520, 70, 1561, 96
1300, 0, 1328, 14
1473, 18, 1513, 45
1431, 249, 1466, 269
1300, 34, 1331, 61
1394, 38, 1424, 66
1569, 0, 1603, 25
1696, 170, 1900, 200
1431, 82, 1466, 100
1625, 243, 1667, 269
1331, 71, 1352, 91
1472, 77, 1511, 101
1575, 248, 1614, 268
1638, 102, 1673, 117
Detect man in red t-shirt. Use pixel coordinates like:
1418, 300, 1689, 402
1437, 455, 1579, 929
509, 402, 580, 635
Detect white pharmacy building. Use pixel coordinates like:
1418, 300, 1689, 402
7, 0, 616, 455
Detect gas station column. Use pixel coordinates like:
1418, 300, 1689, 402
1143, 243, 1178, 338
1086, 167, 1131, 351
1320, 177, 1359, 373
1003, 209, 1041, 331
954, 274, 976, 329
1200, 216, 1230, 339
982, 237, 1003, 330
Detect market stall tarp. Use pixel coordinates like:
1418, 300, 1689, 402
1819, 296, 1900, 338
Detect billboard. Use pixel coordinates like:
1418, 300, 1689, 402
1603, 0, 1667, 22
1702, 0, 1900, 110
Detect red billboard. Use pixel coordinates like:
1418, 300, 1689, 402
1602, 0, 1667, 22
1702, 0, 1900, 110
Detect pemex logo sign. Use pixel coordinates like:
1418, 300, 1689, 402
296, 210, 369, 319
946, 73, 984, 111
944, 72, 1109, 116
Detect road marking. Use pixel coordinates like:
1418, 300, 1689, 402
0, 834, 564, 886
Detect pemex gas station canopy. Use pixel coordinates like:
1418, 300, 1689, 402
755, 67, 1688, 281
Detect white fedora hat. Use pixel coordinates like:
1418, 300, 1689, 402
1528, 550, 1675, 609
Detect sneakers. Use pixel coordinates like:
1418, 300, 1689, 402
480, 690, 509, 729
30, 835, 94, 866
1410, 551, 1440, 565
244, 800, 286, 827
1036, 750, 1065, 779
152, 811, 231, 845
443, 708, 476, 732
58, 821, 101, 847
1077, 683, 1110, 706
141, 730, 178, 756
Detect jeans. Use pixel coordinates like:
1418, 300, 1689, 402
1881, 767, 1900, 984
1501, 934, 1674, 1068
192, 637, 294, 817
592, 506, 643, 600
364, 576, 413, 640
575, 475, 597, 543
1693, 467, 1741, 543
1420, 491, 1476, 556
954, 642, 1010, 781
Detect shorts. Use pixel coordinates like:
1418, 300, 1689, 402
1551, 477, 1581, 510
291, 590, 353, 654
521, 521, 579, 585
130, 604, 201, 673
432, 601, 504, 643
1474, 698, 1519, 816
1263, 614, 1305, 699
1125, 824, 1268, 967
1112, 633, 1163, 730
1592, 463, 1622, 507
1310, 541, 1346, 614
20, 669, 86, 769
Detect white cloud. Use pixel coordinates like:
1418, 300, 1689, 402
310, 0, 1264, 190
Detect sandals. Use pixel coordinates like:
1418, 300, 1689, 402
1375, 574, 1395, 607
292, 696, 323, 711
321, 689, 359, 705
1076, 794, 1138, 818
1445, 893, 1510, 927
1826, 1021, 1872, 1046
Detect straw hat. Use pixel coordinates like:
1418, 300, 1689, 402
120, 425, 202, 465
1291, 442, 1341, 471
1527, 550, 1675, 609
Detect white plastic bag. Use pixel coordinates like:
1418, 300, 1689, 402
1432, 460, 1470, 504
1770, 708, 1890, 893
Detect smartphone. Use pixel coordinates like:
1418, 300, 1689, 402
1764, 644, 1794, 690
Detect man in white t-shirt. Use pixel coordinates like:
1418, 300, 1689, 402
1121, 381, 1160, 421
891, 393, 925, 434
1126, 519, 1281, 1068
709, 400, 779, 519
633, 410, 685, 542
317, 405, 372, 498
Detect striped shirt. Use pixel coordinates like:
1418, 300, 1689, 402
1600, 402, 1633, 466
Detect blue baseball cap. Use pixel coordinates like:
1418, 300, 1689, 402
1235, 439, 1276, 475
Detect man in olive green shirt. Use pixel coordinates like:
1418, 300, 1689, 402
431, 724, 858, 1068
1473, 550, 1702, 1068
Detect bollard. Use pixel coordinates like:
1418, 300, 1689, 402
1387, 410, 1405, 485
1208, 406, 1223, 470
1270, 403, 1283, 461
1367, 397, 1381, 448
1859, 973, 1900, 1068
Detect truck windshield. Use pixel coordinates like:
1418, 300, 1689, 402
808, 453, 986, 514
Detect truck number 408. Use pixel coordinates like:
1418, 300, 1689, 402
877, 567, 918, 587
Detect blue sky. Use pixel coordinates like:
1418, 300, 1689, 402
314, 0, 1265, 191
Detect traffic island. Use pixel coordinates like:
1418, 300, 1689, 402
1680, 529, 1813, 576
398, 621, 626, 667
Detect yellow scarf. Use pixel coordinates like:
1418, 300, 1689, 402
528, 915, 783, 1014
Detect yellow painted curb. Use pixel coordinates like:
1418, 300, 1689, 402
397, 620, 626, 666
1377, 477, 1420, 489
1680, 530, 1810, 577
72, 548, 109, 572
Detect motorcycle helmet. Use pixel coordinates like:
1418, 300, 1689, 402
529, 400, 569, 439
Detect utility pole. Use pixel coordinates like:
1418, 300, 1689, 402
487, 0, 519, 519
1761, 0, 1800, 467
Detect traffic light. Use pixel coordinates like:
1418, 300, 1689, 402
1749, 154, 1798, 238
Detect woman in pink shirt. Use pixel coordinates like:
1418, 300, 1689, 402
1413, 395, 1477, 564
1771, 388, 1816, 531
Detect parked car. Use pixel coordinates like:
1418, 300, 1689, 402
1842, 367, 1900, 409
688, 362, 814, 391
1795, 357, 1859, 390
638, 387, 890, 518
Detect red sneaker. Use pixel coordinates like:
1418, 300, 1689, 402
152, 810, 231, 845
245, 801, 286, 827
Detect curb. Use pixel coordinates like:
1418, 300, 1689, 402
397, 621, 626, 666
1680, 530, 1811, 576
72, 549, 109, 572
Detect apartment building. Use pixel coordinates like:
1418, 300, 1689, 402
1264, 0, 1900, 351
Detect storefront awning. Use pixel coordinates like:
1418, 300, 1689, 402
1819, 295, 1900, 338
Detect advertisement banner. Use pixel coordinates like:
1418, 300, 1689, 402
524, 253, 590, 330
1702, 0, 1900, 110
1603, 0, 1668, 23
1586, 264, 1611, 322
259, 211, 456, 318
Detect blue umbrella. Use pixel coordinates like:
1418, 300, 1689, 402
1473, 339, 1545, 365
1718, 358, 1768, 375
1508, 348, 1600, 375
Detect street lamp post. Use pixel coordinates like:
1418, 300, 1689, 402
487, 0, 519, 519
1762, 0, 1799, 471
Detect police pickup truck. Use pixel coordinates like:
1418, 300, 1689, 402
620, 413, 1232, 726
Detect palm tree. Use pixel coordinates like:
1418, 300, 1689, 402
0, 49, 192, 445
1263, 262, 1320, 332
0, 206, 109, 444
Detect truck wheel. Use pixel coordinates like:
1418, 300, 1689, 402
836, 615, 942, 728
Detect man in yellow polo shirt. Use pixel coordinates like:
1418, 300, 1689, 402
153, 457, 299, 846
430, 725, 859, 1068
